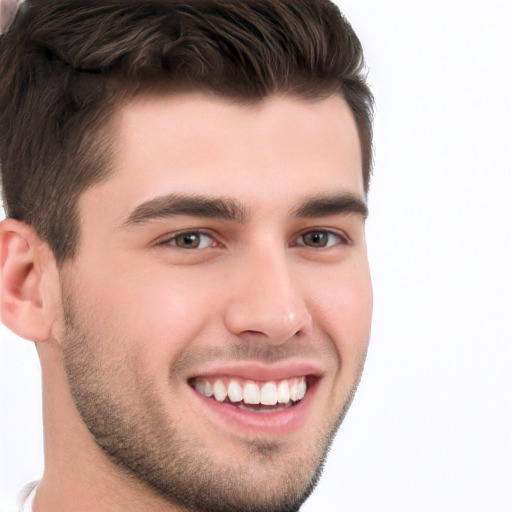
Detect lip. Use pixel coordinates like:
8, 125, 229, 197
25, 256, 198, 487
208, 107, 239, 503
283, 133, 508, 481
185, 360, 324, 382
186, 361, 322, 437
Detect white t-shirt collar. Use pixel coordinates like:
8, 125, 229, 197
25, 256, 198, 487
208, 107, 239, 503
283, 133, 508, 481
18, 481, 38, 512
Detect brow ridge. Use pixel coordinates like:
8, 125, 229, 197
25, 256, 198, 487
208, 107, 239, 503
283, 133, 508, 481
123, 193, 249, 226
122, 191, 367, 229
292, 193, 368, 220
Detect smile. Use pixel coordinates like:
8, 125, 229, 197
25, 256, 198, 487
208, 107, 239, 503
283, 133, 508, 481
190, 376, 308, 412
186, 364, 321, 435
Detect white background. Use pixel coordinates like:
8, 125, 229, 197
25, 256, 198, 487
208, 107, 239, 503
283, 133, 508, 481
1, 1, 511, 511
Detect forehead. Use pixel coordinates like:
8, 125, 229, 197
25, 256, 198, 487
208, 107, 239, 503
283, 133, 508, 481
80, 92, 364, 225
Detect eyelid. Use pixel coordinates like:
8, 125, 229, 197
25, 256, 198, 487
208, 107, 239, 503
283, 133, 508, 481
293, 228, 351, 248
154, 229, 219, 249
152, 227, 351, 250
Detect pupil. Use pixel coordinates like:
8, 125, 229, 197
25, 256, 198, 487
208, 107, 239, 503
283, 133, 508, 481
305, 232, 326, 247
179, 233, 199, 248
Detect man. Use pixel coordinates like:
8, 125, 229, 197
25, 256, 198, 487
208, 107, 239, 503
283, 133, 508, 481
0, 1, 374, 511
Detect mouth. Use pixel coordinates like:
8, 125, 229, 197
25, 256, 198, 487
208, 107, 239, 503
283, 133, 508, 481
189, 375, 311, 413
185, 362, 322, 435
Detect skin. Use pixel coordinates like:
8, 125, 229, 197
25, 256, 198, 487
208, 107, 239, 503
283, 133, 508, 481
0, 93, 372, 511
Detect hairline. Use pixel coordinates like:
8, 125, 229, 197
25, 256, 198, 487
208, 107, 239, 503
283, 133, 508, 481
64, 86, 364, 260
64, 85, 365, 265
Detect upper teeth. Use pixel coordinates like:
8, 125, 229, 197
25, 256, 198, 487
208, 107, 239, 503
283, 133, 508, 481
193, 377, 307, 406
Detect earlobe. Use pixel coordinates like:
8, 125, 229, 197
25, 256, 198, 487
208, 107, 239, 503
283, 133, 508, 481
0, 219, 58, 343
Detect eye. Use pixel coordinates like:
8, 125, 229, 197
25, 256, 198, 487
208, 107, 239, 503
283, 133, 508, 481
160, 231, 215, 250
296, 230, 347, 249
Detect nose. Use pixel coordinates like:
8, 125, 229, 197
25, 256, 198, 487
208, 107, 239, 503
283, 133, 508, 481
223, 247, 313, 345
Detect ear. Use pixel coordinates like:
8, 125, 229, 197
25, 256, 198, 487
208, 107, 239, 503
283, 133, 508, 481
0, 219, 60, 343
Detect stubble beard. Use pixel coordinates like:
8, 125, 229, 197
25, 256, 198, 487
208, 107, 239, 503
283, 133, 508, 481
60, 295, 364, 512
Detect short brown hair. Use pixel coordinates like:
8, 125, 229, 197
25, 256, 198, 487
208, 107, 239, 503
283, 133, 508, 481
0, 0, 374, 262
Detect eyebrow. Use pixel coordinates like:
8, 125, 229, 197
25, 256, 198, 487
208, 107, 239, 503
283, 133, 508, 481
292, 193, 368, 220
122, 193, 249, 226
121, 190, 368, 228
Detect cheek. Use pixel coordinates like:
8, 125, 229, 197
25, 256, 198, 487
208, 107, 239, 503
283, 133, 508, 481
306, 262, 372, 416
312, 262, 373, 358
85, 264, 221, 368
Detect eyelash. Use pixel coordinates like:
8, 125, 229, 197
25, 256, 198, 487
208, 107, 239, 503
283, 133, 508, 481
157, 231, 217, 250
294, 230, 350, 249
156, 228, 350, 251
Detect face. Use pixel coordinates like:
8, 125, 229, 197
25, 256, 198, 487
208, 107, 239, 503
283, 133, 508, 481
59, 93, 372, 512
